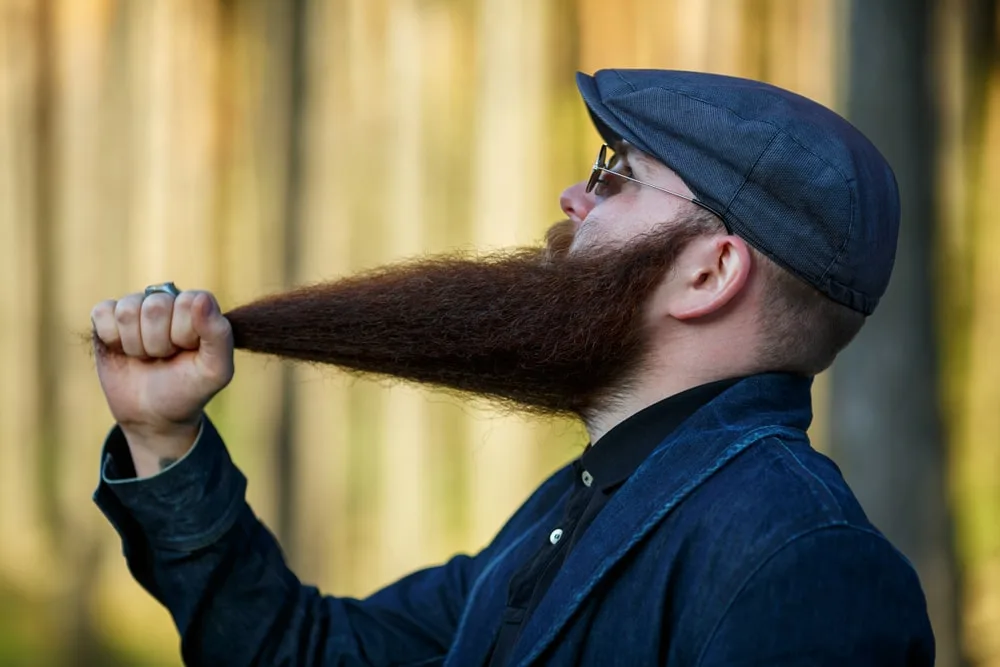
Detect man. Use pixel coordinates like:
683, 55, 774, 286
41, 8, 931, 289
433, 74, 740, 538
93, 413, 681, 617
90, 69, 935, 666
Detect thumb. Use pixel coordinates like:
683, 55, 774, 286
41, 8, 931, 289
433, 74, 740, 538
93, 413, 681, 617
191, 292, 234, 374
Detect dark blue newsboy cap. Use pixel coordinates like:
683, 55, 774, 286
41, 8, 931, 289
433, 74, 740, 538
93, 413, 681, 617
576, 69, 899, 316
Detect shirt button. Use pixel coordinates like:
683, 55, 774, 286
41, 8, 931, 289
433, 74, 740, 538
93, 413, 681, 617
550, 528, 564, 545
581, 470, 594, 487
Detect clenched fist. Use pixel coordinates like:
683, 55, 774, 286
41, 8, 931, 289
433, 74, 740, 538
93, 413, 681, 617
91, 289, 234, 476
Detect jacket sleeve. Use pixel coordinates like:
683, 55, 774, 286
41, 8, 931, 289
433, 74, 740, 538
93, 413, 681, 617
93, 416, 480, 667
695, 526, 936, 667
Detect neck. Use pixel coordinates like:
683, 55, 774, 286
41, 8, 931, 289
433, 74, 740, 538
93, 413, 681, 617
585, 376, 699, 445
585, 345, 757, 445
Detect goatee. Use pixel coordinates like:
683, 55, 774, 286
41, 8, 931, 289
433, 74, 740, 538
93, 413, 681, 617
226, 220, 702, 421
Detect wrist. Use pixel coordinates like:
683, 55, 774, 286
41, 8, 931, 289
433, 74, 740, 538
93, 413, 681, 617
121, 416, 203, 478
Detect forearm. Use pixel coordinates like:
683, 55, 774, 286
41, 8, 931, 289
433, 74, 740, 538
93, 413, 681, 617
151, 503, 371, 665
94, 417, 450, 666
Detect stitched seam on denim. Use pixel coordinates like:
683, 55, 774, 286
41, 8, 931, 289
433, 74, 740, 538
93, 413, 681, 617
773, 438, 843, 512
513, 425, 800, 667
693, 524, 889, 667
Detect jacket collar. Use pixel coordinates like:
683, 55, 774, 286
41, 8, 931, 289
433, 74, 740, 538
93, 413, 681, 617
508, 372, 814, 666
581, 377, 742, 492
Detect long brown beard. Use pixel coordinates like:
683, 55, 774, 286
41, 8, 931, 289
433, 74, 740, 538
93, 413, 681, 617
226, 220, 702, 421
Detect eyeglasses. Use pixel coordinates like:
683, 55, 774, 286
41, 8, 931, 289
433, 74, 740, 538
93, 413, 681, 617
586, 144, 724, 219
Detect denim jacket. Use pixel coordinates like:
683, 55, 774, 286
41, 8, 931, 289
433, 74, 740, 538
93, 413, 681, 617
94, 373, 935, 666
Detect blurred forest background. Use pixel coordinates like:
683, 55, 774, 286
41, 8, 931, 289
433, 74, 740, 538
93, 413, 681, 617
0, 0, 997, 664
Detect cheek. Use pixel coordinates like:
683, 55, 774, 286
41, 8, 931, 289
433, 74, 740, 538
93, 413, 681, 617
568, 221, 621, 254
570, 209, 650, 253
567, 222, 601, 253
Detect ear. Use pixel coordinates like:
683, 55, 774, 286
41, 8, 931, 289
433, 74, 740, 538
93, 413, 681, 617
664, 235, 752, 320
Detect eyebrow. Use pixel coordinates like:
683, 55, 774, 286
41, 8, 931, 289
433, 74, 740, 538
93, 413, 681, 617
612, 141, 654, 173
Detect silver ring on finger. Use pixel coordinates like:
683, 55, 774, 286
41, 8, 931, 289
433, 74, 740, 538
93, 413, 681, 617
144, 281, 181, 298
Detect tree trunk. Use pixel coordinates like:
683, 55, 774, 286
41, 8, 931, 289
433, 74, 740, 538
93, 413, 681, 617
834, 1, 965, 665
274, 0, 309, 552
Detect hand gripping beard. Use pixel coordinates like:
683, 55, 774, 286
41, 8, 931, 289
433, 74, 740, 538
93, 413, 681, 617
225, 219, 705, 422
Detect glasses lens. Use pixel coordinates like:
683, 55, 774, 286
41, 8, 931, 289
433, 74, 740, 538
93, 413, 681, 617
587, 145, 610, 193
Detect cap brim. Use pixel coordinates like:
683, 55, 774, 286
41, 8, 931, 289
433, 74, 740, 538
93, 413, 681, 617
575, 72, 655, 157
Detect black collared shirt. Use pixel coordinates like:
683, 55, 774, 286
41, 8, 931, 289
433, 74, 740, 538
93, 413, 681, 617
487, 378, 740, 667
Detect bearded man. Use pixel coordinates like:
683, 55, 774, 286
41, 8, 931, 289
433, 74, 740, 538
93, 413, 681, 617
90, 69, 935, 666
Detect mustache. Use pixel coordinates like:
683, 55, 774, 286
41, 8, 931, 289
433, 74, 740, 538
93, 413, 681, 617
543, 219, 577, 261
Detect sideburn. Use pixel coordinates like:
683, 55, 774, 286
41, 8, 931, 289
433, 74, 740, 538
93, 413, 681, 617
225, 224, 703, 420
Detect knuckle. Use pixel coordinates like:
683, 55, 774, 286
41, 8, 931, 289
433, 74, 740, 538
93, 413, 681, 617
114, 300, 140, 324
90, 299, 115, 322
189, 290, 214, 311
141, 294, 172, 318
174, 290, 197, 310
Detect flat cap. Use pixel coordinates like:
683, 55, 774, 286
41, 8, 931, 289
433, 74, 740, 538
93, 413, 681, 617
577, 69, 899, 315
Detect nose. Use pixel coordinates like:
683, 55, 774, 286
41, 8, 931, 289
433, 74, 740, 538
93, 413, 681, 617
559, 181, 597, 224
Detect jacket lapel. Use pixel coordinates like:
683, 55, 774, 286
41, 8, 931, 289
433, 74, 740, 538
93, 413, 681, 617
444, 468, 576, 667
508, 373, 813, 667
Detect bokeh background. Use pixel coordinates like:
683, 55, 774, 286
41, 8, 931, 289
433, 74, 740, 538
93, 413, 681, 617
0, 0, 997, 664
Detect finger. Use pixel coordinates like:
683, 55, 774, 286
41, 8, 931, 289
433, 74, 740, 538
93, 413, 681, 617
91, 299, 121, 351
140, 292, 178, 358
190, 292, 234, 378
170, 290, 200, 350
115, 293, 147, 357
